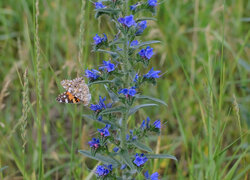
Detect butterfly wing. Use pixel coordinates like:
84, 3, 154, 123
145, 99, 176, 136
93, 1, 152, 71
56, 91, 82, 104
60, 77, 91, 106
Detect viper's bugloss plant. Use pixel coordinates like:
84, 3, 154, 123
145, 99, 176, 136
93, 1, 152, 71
79, 0, 177, 179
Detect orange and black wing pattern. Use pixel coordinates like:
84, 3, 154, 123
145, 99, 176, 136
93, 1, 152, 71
56, 91, 81, 104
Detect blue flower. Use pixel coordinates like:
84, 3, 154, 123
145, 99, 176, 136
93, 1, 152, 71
140, 120, 146, 129
93, 33, 107, 45
139, 46, 154, 60
141, 117, 150, 129
148, 0, 157, 7
113, 147, 119, 152
90, 96, 112, 112
93, 34, 102, 45
95, 2, 106, 9
120, 164, 127, 170
145, 47, 154, 59
119, 88, 128, 95
97, 116, 103, 121
118, 15, 136, 27
133, 153, 148, 167
95, 164, 112, 177
88, 138, 100, 149
90, 104, 102, 111
132, 135, 137, 140
119, 87, 136, 97
130, 40, 139, 47
133, 73, 139, 82
130, 3, 139, 11
143, 68, 161, 79
136, 20, 147, 35
98, 124, 111, 137
126, 134, 130, 141
99, 60, 115, 72
153, 120, 161, 129
146, 117, 150, 128
85, 69, 100, 80
128, 88, 136, 96
145, 171, 159, 180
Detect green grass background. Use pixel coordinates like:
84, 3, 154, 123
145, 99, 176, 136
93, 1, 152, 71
0, 0, 249, 179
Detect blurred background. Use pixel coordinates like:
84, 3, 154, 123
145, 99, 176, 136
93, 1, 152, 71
0, 0, 249, 179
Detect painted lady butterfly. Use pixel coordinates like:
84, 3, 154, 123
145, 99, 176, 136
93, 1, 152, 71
56, 77, 91, 105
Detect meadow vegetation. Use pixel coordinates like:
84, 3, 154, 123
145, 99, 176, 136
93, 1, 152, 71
0, 0, 249, 179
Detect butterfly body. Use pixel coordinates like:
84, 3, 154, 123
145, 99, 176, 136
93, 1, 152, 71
56, 77, 91, 105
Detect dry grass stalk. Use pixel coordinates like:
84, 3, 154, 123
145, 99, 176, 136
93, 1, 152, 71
78, 0, 86, 69
20, 69, 29, 151
35, 0, 42, 111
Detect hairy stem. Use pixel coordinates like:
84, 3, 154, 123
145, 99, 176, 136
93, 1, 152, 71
121, 109, 128, 150
121, 0, 129, 151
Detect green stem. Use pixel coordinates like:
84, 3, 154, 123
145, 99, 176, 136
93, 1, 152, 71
120, 0, 129, 151
121, 110, 128, 150
70, 107, 77, 178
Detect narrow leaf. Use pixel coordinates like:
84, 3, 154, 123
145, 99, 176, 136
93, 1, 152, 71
135, 95, 167, 106
133, 41, 161, 49
146, 154, 177, 161
105, 85, 119, 103
136, 17, 157, 22
95, 8, 121, 14
78, 150, 119, 167
214, 133, 246, 158
88, 80, 113, 86
96, 49, 118, 56
82, 114, 119, 128
99, 106, 126, 115
128, 104, 158, 116
131, 141, 153, 153
120, 151, 136, 170
109, 39, 125, 46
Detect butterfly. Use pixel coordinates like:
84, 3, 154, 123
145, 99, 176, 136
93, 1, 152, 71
56, 77, 91, 106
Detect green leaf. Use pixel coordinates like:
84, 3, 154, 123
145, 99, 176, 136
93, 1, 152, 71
136, 17, 157, 22
109, 39, 125, 46
88, 80, 113, 86
82, 114, 96, 121
135, 95, 167, 106
0, 166, 8, 172
131, 141, 153, 153
214, 133, 246, 158
104, 85, 119, 103
120, 151, 136, 170
96, 49, 118, 56
82, 114, 119, 128
78, 150, 119, 167
128, 104, 158, 116
95, 8, 121, 14
133, 41, 161, 49
146, 154, 177, 161
99, 106, 126, 115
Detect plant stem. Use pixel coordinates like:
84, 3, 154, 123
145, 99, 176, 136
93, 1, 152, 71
120, 0, 129, 151
121, 110, 128, 150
